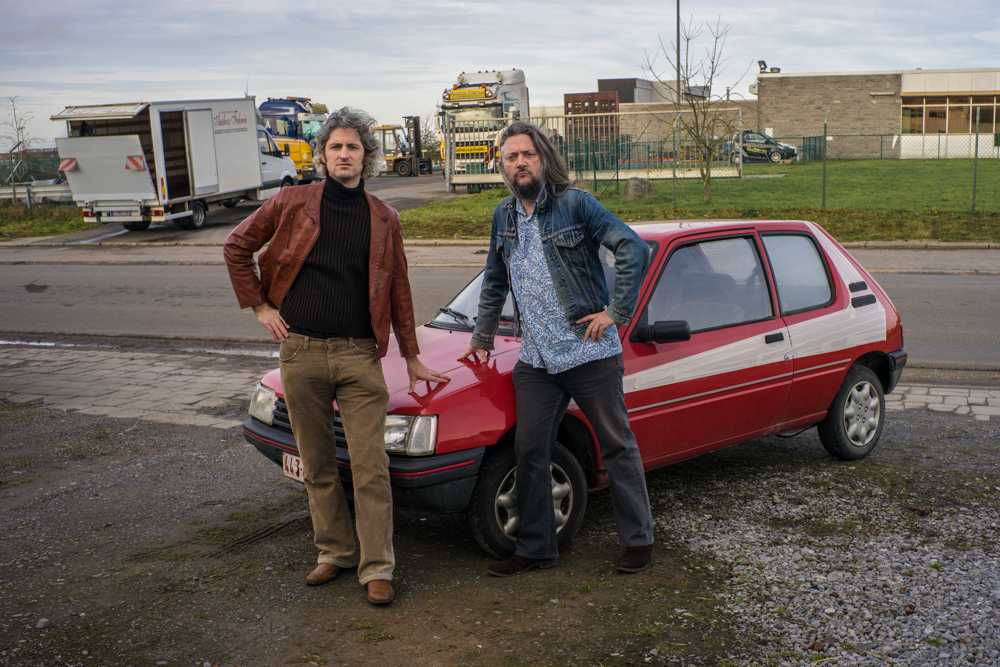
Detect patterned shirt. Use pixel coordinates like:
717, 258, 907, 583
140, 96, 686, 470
509, 193, 621, 374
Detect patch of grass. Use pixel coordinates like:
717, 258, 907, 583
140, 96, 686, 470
634, 623, 659, 637
227, 511, 249, 521
398, 160, 1000, 241
296, 654, 326, 665
0, 203, 94, 240
1, 477, 35, 489
924, 636, 945, 646
578, 581, 593, 593
355, 618, 375, 629
359, 628, 393, 643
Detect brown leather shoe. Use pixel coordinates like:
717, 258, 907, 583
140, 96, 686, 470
366, 579, 395, 605
305, 563, 342, 586
616, 544, 654, 573
487, 554, 558, 577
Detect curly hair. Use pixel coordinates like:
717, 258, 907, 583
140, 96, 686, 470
313, 107, 385, 181
498, 120, 573, 197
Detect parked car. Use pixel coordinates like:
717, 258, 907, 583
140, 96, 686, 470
242, 220, 906, 558
726, 130, 797, 164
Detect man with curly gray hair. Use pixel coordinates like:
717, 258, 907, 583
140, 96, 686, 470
225, 106, 450, 606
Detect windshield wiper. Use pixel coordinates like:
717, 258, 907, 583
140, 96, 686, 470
437, 307, 474, 327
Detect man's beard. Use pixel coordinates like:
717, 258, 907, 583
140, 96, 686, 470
510, 170, 543, 201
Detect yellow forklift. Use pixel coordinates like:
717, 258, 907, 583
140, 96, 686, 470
375, 116, 432, 177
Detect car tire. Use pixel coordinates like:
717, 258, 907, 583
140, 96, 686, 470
188, 201, 207, 230
396, 160, 412, 177
817, 365, 885, 460
122, 220, 150, 231
768, 150, 782, 164
466, 442, 587, 559
281, 178, 294, 188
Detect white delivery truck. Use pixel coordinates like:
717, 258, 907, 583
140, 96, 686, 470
52, 97, 298, 230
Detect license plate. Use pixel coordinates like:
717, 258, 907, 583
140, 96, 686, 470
104, 211, 138, 217
282, 452, 305, 483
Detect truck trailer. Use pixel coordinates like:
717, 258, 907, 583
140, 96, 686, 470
52, 97, 298, 230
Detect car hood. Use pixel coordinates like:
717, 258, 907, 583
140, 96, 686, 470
259, 324, 522, 412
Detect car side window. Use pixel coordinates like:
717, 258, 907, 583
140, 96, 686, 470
643, 236, 773, 333
761, 234, 834, 315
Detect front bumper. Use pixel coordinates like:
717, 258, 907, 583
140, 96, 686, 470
242, 418, 484, 513
886, 348, 907, 394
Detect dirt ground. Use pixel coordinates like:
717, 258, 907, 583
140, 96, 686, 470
1, 378, 998, 667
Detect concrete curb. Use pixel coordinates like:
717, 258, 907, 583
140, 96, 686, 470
5, 239, 997, 249
841, 241, 998, 250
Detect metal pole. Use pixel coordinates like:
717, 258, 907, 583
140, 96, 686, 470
972, 107, 980, 213
673, 0, 679, 212
738, 108, 743, 183
822, 111, 829, 209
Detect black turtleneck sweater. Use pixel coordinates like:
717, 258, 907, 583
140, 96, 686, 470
280, 177, 374, 339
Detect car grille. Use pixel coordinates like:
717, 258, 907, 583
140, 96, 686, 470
272, 398, 347, 447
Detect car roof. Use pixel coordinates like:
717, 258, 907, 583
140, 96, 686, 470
631, 219, 815, 242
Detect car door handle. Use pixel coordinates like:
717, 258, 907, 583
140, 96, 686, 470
765, 332, 784, 344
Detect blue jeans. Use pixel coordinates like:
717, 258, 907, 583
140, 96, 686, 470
512, 354, 654, 559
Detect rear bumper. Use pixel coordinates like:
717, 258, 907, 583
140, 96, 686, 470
242, 418, 484, 513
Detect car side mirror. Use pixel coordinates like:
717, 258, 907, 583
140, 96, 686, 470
629, 321, 691, 344
282, 145, 290, 156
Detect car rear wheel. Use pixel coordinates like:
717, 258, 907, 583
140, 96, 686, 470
817, 366, 885, 460
768, 150, 782, 164
730, 151, 742, 165
466, 442, 587, 558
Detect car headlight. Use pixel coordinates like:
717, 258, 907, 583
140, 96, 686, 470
248, 383, 277, 425
384, 414, 438, 456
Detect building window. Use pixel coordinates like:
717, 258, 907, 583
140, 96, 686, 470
900, 95, 998, 134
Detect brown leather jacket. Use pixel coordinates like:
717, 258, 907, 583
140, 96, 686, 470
223, 182, 419, 359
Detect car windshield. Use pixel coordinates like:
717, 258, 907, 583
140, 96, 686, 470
429, 246, 630, 332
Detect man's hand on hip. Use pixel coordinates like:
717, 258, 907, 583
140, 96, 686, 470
253, 303, 289, 342
457, 346, 490, 364
577, 310, 618, 343
406, 356, 451, 394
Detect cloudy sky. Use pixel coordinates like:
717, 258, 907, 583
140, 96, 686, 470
2, 0, 997, 147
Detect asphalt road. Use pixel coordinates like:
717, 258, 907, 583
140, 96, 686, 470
1, 253, 998, 371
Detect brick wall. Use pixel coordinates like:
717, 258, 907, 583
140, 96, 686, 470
756, 73, 902, 139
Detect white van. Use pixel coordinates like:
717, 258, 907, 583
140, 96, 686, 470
53, 97, 298, 230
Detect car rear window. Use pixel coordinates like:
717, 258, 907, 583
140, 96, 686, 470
761, 234, 834, 315
643, 236, 773, 333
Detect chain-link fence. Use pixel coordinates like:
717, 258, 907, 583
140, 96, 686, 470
1, 155, 62, 185
438, 106, 999, 212
440, 110, 739, 193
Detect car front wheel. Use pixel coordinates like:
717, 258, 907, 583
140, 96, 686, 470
768, 150, 782, 164
817, 365, 885, 460
466, 442, 587, 558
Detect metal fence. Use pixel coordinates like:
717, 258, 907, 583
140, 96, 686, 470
440, 111, 738, 193
778, 132, 1000, 161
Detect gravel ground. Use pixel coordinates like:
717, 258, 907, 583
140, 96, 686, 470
644, 408, 1000, 667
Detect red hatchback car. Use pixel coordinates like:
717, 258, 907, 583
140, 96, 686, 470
242, 220, 906, 558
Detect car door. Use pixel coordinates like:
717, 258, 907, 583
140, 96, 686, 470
621, 232, 793, 465
761, 230, 886, 423
258, 129, 283, 189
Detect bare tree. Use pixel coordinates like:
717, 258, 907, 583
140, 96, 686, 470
420, 112, 442, 165
642, 18, 750, 204
2, 96, 40, 184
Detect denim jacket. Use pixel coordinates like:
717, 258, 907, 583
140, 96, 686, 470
470, 186, 650, 351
